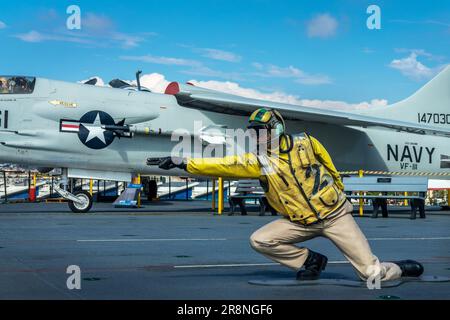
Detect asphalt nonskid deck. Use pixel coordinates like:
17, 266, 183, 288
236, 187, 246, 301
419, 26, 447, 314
0, 201, 449, 299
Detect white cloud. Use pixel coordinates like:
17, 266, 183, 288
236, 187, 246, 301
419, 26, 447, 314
189, 80, 303, 104
389, 52, 436, 80
80, 73, 387, 111
82, 13, 114, 31
14, 12, 151, 48
391, 19, 450, 29
15, 30, 44, 42
15, 29, 147, 48
78, 73, 169, 93
200, 48, 242, 62
0, 21, 6, 29
189, 79, 387, 111
306, 13, 338, 38
78, 76, 105, 87
135, 73, 170, 93
266, 65, 303, 78
300, 98, 388, 110
120, 54, 201, 67
15, 30, 91, 44
252, 62, 264, 70
120, 54, 244, 80
180, 44, 242, 63
181, 66, 244, 81
110, 32, 147, 49
394, 48, 446, 62
254, 64, 332, 85
295, 75, 332, 85
395, 48, 431, 58
81, 13, 150, 48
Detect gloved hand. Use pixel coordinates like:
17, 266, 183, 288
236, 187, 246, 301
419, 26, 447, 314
158, 157, 187, 171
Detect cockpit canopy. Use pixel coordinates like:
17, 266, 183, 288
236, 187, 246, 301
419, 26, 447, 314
108, 78, 151, 92
0, 76, 36, 94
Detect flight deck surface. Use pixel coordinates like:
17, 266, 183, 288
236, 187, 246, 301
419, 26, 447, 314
0, 201, 449, 300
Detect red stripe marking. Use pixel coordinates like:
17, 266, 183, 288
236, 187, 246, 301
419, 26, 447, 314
62, 124, 80, 129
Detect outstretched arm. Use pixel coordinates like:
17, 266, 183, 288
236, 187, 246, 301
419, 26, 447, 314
154, 154, 261, 179
309, 136, 345, 190
187, 153, 261, 179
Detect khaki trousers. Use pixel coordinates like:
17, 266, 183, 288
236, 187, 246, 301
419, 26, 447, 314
250, 201, 402, 281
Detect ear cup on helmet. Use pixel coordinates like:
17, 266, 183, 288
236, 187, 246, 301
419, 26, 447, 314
270, 110, 285, 136
274, 123, 284, 136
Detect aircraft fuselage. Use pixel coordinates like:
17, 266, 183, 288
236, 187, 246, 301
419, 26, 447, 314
0, 78, 448, 179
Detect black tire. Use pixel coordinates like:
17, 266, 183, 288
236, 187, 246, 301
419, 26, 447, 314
68, 191, 93, 213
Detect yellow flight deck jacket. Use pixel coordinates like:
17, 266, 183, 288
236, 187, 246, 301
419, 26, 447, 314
187, 133, 347, 225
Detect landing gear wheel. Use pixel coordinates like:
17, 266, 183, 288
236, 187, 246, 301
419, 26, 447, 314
68, 191, 93, 213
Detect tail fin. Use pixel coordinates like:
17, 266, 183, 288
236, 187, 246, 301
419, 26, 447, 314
363, 65, 450, 127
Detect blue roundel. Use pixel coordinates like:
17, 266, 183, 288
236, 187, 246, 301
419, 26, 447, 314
77, 111, 116, 150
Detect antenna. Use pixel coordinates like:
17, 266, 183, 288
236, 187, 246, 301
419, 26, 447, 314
136, 70, 142, 91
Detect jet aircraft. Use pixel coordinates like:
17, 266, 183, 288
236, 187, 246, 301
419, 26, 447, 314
0, 67, 448, 213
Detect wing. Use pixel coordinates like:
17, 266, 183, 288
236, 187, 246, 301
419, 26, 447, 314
164, 82, 450, 138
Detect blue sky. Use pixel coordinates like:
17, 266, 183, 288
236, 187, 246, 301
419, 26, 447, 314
0, 0, 448, 108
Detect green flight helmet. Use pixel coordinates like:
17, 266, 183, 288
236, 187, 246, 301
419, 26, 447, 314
248, 108, 286, 137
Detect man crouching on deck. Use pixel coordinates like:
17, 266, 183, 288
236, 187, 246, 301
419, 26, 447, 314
153, 108, 424, 282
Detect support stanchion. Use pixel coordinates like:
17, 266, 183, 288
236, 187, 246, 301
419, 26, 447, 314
50, 176, 54, 198
137, 175, 141, 208
2, 171, 7, 203
359, 170, 364, 216
28, 171, 31, 195
89, 179, 93, 196
218, 177, 224, 215
212, 179, 216, 211
131, 175, 142, 207
28, 172, 37, 203
168, 176, 172, 200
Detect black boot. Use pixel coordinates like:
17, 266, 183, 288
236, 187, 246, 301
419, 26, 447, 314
394, 260, 424, 277
296, 250, 328, 280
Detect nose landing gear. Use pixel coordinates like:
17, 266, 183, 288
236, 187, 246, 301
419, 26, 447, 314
53, 183, 93, 213
52, 170, 94, 213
